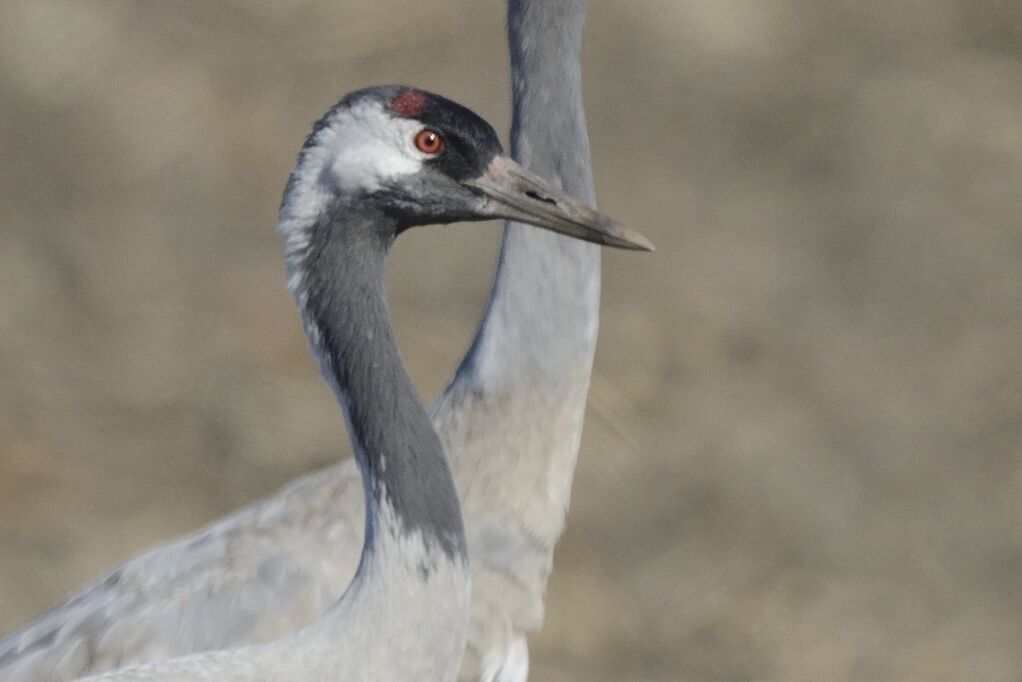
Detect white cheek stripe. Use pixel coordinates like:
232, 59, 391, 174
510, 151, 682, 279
316, 101, 427, 195
277, 99, 430, 254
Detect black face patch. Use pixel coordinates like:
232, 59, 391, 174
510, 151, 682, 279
405, 92, 504, 182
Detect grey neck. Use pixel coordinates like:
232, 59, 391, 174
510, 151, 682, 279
292, 206, 466, 561
460, 0, 599, 386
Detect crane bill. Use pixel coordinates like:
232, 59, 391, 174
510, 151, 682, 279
466, 156, 654, 252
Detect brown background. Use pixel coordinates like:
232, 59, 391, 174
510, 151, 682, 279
1, 1, 1021, 680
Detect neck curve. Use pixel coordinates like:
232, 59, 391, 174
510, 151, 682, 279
459, 0, 599, 387
289, 206, 467, 565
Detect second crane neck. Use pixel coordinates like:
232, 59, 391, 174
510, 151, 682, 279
468, 0, 600, 387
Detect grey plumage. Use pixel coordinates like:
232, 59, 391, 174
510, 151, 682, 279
0, 1, 622, 681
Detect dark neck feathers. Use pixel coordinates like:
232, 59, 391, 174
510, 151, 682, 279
291, 204, 465, 559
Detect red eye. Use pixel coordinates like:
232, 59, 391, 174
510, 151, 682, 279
414, 129, 445, 154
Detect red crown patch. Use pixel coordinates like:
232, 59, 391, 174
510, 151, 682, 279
390, 89, 428, 118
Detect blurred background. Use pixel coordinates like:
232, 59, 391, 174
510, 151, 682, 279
1, 1, 1021, 680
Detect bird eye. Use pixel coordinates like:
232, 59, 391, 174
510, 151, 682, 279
414, 129, 445, 154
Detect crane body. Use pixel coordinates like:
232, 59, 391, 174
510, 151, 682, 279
66, 86, 647, 682
0, 1, 621, 680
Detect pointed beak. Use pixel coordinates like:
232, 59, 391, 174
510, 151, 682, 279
464, 156, 654, 251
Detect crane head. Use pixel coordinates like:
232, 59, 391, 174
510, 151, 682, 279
279, 86, 653, 251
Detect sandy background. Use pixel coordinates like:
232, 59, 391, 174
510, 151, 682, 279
2, 1, 1021, 680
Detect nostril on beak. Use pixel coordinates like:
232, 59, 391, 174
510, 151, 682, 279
525, 190, 557, 205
